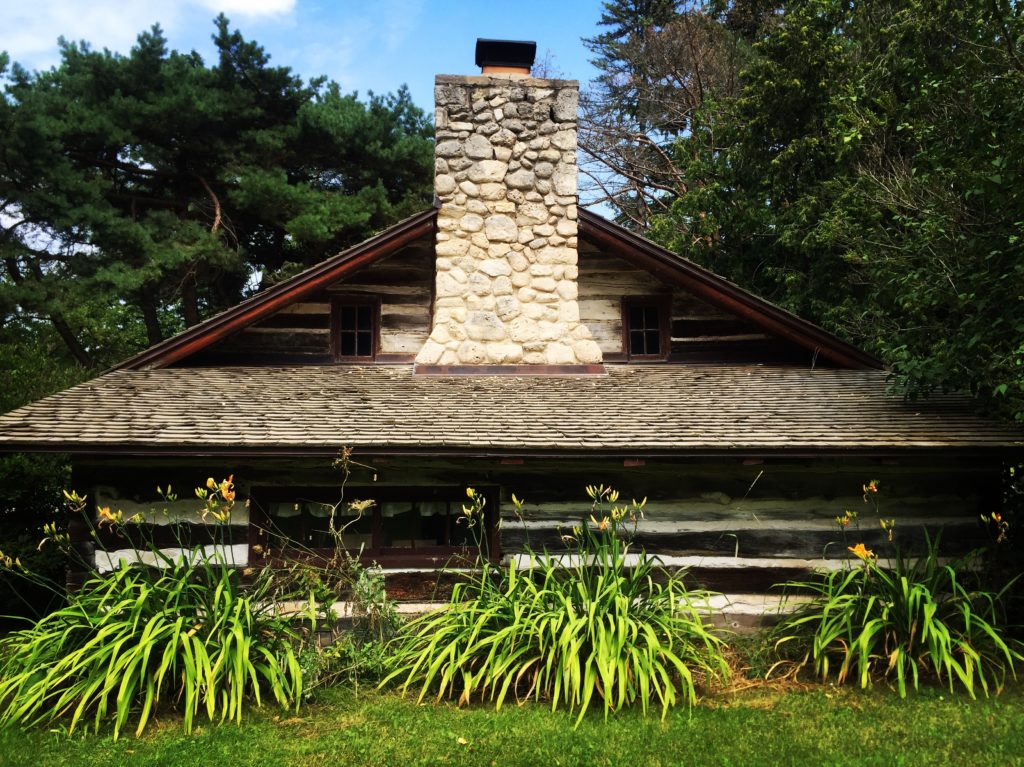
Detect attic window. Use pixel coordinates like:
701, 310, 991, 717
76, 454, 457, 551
332, 298, 378, 360
623, 298, 669, 360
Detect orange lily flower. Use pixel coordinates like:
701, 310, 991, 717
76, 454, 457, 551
848, 543, 874, 561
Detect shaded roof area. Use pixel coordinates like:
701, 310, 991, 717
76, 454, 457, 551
0, 365, 1018, 455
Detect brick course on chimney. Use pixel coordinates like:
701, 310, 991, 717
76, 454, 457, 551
415, 73, 602, 366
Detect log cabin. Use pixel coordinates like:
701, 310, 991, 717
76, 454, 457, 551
0, 40, 1021, 625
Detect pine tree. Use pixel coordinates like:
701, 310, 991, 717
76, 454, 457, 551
0, 16, 433, 360
583, 0, 682, 120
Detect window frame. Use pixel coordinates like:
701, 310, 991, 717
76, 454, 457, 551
331, 296, 380, 362
621, 296, 671, 361
248, 485, 500, 568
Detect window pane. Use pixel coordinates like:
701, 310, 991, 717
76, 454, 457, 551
379, 500, 471, 549
629, 330, 645, 355
306, 521, 335, 548
259, 490, 485, 557
448, 518, 471, 547
266, 499, 374, 551
626, 302, 666, 356
356, 331, 372, 357
357, 305, 372, 329
646, 330, 661, 354
380, 503, 418, 548
629, 306, 644, 329
340, 333, 356, 356
267, 503, 303, 549
418, 506, 448, 546
306, 501, 337, 547
337, 303, 375, 358
310, 502, 373, 549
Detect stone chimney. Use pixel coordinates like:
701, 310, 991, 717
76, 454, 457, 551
415, 40, 602, 367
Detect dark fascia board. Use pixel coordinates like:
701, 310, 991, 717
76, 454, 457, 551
113, 208, 438, 371
1, 444, 1012, 460
578, 210, 884, 370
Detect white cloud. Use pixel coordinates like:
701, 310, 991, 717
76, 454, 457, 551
193, 0, 296, 16
3, 1, 176, 66
0, 0, 435, 105
0, 0, 295, 71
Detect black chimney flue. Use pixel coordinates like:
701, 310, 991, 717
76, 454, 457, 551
474, 39, 536, 74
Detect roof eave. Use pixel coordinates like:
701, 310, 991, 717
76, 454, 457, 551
4, 443, 1020, 459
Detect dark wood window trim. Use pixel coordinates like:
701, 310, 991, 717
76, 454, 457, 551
621, 296, 671, 361
331, 296, 380, 361
248, 485, 500, 568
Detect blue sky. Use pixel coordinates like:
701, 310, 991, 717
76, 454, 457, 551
1, 0, 608, 110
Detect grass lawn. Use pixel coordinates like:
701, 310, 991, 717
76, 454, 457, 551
0, 684, 1022, 767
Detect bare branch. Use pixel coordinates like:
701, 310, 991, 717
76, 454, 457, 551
196, 175, 223, 233
579, 7, 741, 233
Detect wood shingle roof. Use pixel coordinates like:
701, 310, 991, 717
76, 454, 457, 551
0, 365, 1018, 455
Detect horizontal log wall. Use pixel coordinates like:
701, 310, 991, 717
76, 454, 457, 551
577, 242, 815, 364
92, 484, 250, 572
95, 545, 249, 573
326, 241, 433, 357
181, 234, 827, 368
73, 455, 1003, 622
179, 232, 828, 368
187, 238, 433, 365
492, 461, 992, 592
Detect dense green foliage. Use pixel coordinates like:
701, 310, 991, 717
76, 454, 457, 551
385, 488, 728, 722
0, 15, 433, 363
585, 0, 683, 115
1, 685, 1023, 766
774, 537, 1022, 697
586, 0, 1024, 420
0, 478, 317, 739
0, 323, 87, 625
0, 559, 303, 739
301, 565, 404, 693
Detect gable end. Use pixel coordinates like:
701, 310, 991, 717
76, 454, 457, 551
114, 208, 437, 370
577, 210, 882, 370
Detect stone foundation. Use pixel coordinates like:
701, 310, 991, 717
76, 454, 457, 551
416, 74, 602, 366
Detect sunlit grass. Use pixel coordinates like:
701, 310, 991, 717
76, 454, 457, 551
1, 684, 1022, 767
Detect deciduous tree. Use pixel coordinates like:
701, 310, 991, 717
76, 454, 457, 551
588, 0, 1024, 420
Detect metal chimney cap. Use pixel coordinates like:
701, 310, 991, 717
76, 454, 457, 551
474, 39, 537, 70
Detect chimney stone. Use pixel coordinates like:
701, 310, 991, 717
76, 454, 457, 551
417, 72, 601, 367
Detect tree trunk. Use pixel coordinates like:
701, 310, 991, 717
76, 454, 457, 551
139, 291, 163, 345
181, 272, 200, 327
50, 313, 95, 367
5, 256, 94, 367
